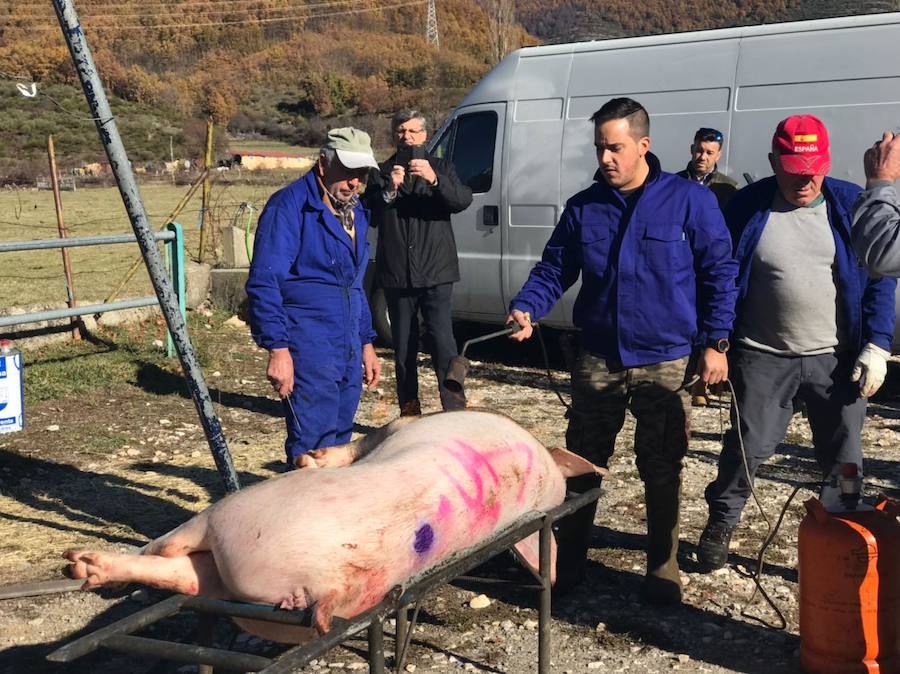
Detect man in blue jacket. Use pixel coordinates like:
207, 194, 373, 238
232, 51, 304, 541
246, 128, 382, 470
698, 115, 897, 570
507, 98, 738, 604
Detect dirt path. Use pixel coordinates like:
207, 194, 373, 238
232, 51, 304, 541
1, 315, 898, 673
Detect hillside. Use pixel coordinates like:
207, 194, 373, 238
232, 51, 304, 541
0, 0, 896, 177
1, 0, 520, 172
516, 0, 896, 42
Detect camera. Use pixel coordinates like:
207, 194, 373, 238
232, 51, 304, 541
395, 143, 425, 168
395, 144, 426, 192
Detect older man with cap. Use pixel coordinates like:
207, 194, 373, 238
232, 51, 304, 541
247, 127, 382, 470
852, 130, 900, 276
697, 114, 897, 570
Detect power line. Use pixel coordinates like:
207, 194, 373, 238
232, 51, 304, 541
5, 0, 425, 30
4, 0, 353, 8
7, 0, 364, 20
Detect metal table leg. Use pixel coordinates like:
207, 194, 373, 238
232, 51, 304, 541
538, 518, 552, 674
368, 619, 385, 674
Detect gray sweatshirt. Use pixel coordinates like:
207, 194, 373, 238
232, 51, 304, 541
852, 181, 900, 277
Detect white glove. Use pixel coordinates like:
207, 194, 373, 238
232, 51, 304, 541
851, 343, 890, 397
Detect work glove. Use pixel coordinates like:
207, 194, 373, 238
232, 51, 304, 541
851, 343, 890, 398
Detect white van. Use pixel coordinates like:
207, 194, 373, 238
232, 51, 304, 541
367, 12, 900, 344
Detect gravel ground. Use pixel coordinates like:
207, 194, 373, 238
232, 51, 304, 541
1, 316, 899, 674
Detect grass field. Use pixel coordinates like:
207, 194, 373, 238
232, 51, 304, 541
0, 177, 302, 308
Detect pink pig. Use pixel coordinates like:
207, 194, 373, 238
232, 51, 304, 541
64, 410, 601, 643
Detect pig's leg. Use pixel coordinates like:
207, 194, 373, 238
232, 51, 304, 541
141, 510, 211, 557
64, 549, 226, 597
299, 416, 418, 468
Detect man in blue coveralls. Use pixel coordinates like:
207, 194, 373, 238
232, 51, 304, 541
247, 127, 382, 470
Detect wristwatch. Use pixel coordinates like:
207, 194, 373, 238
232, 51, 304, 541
708, 338, 730, 353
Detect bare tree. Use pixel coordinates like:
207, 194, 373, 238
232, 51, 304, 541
488, 0, 516, 64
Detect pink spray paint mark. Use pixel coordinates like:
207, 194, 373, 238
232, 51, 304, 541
436, 495, 453, 522
440, 441, 503, 531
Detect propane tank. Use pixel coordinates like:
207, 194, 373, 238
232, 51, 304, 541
0, 339, 24, 434
799, 464, 900, 674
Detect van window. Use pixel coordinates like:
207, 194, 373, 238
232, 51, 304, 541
453, 112, 497, 193
432, 111, 498, 194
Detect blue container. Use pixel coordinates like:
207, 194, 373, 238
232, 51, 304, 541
0, 340, 24, 434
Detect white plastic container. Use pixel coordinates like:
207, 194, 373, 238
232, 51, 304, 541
0, 339, 24, 434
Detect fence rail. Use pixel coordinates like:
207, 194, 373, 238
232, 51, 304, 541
0, 223, 185, 356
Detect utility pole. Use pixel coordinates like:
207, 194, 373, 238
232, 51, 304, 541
426, 0, 439, 47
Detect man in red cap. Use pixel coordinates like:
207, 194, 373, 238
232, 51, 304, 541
697, 114, 897, 570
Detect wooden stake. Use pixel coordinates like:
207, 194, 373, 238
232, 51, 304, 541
198, 119, 214, 262
47, 135, 81, 341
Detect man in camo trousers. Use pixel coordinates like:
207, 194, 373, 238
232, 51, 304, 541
507, 98, 738, 605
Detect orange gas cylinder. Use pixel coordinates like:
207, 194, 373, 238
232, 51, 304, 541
799, 496, 900, 674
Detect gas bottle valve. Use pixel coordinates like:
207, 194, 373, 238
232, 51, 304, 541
838, 462, 863, 511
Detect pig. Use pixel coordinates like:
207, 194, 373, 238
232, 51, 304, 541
64, 409, 602, 643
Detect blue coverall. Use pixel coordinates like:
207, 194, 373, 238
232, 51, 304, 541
246, 169, 376, 465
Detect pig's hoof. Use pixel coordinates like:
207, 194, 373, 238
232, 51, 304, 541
306, 447, 354, 468
63, 550, 115, 589
295, 454, 320, 469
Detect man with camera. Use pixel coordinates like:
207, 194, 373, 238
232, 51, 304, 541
365, 110, 473, 417
852, 130, 900, 276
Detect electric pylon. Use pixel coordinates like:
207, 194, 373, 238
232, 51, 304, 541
426, 0, 439, 47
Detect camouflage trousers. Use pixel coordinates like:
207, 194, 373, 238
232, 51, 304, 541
565, 352, 692, 486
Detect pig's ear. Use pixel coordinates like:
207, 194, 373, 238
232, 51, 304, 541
312, 591, 339, 634
512, 531, 558, 585
548, 447, 607, 479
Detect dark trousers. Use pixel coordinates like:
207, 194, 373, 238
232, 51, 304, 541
565, 352, 692, 486
385, 283, 458, 410
705, 346, 866, 526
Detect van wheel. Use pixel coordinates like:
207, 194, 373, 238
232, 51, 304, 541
369, 286, 392, 347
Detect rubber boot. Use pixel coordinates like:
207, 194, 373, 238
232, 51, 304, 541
643, 479, 682, 605
553, 472, 603, 594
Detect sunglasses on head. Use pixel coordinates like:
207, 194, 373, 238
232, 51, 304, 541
695, 127, 724, 144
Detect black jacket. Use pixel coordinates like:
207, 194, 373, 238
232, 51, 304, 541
364, 151, 473, 289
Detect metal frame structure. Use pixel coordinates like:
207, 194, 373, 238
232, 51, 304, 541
0, 223, 185, 358
48, 488, 602, 674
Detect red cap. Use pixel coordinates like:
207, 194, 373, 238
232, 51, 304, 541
771, 114, 830, 175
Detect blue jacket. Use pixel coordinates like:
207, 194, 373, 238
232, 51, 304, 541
510, 153, 738, 367
246, 169, 377, 351
727, 176, 896, 353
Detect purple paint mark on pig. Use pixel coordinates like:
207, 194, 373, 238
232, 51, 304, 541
413, 523, 435, 554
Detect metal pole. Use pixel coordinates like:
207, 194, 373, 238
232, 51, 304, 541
395, 605, 408, 657
198, 119, 213, 262
50, 0, 240, 494
538, 518, 552, 674
47, 134, 81, 341
166, 222, 186, 359
367, 619, 385, 674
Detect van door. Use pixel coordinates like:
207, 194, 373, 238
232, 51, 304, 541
431, 104, 507, 319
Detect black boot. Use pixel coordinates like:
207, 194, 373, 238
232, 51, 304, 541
553, 472, 603, 594
643, 479, 683, 605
